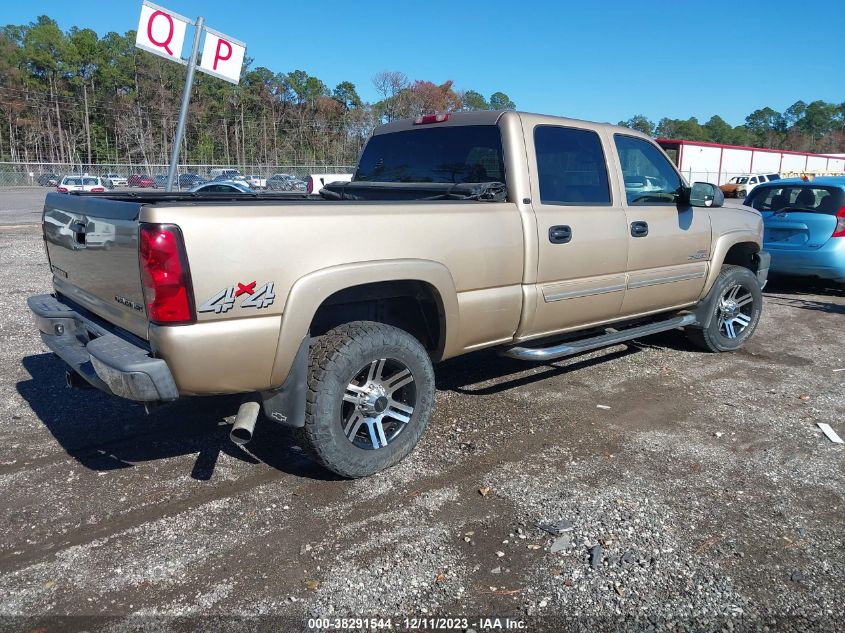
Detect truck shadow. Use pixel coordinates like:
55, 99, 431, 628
434, 345, 642, 395
16, 354, 338, 482
764, 276, 845, 314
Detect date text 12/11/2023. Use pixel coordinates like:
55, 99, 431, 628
307, 617, 528, 630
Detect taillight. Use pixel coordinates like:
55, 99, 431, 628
90, 187, 105, 193
306, 176, 314, 193
57, 186, 68, 193
139, 224, 195, 324
414, 113, 449, 125
832, 206, 845, 238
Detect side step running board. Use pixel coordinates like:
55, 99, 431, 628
501, 313, 698, 361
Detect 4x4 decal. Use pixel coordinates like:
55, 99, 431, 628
198, 281, 276, 314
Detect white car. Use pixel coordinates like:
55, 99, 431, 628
209, 168, 242, 180
57, 176, 107, 193
103, 173, 128, 187
307, 173, 353, 193
244, 174, 267, 189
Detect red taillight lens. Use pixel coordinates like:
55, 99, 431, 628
832, 206, 845, 238
414, 113, 449, 125
57, 186, 68, 193
306, 176, 314, 193
139, 224, 195, 324
90, 187, 105, 193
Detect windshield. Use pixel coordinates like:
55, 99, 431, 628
355, 125, 506, 184
746, 185, 844, 214
736, 177, 748, 184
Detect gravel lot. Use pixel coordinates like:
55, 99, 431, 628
0, 196, 843, 632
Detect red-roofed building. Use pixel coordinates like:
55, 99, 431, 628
656, 139, 845, 185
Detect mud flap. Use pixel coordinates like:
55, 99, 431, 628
261, 336, 309, 428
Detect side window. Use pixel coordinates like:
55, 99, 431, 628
749, 177, 758, 184
614, 135, 684, 205
534, 126, 611, 205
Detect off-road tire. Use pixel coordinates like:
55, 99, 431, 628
299, 321, 435, 478
686, 265, 762, 352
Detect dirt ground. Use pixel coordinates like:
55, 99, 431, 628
0, 217, 843, 633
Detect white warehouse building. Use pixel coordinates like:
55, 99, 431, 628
656, 139, 845, 185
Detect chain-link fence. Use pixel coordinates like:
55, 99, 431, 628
681, 168, 845, 187
8, 161, 843, 191
0, 162, 357, 187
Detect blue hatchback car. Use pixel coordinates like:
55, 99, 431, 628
744, 177, 845, 285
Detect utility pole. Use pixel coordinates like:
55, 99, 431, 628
165, 16, 204, 192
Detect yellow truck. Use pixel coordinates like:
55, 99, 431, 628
28, 110, 769, 477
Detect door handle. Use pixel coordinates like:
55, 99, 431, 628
630, 221, 649, 237
549, 225, 572, 244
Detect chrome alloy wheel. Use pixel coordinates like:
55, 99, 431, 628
341, 358, 416, 450
717, 283, 754, 339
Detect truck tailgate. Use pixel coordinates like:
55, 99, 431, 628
43, 192, 148, 339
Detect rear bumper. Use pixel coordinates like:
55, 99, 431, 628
27, 294, 178, 402
766, 240, 845, 281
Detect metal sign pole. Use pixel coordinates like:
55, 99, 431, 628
165, 16, 204, 192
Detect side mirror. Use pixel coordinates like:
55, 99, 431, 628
688, 182, 724, 208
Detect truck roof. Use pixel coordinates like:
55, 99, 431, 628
374, 110, 647, 139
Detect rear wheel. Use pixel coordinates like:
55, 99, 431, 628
686, 265, 762, 352
736, 190, 746, 199
300, 321, 435, 478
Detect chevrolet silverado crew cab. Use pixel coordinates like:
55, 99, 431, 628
28, 110, 770, 478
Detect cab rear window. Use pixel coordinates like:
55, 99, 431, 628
746, 185, 844, 214
355, 125, 505, 184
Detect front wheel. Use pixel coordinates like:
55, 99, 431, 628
686, 265, 763, 352
300, 321, 435, 478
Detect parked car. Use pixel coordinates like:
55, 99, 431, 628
188, 181, 255, 193
745, 177, 845, 284
266, 173, 305, 191
306, 173, 353, 194
209, 168, 242, 180
178, 173, 206, 189
37, 173, 61, 187
128, 174, 155, 188
56, 175, 107, 193
154, 175, 168, 188
30, 110, 769, 479
103, 173, 128, 187
211, 173, 249, 184
720, 173, 780, 199
244, 174, 267, 189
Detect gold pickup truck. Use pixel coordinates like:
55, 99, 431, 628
28, 110, 770, 477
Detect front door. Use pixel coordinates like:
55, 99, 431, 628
611, 134, 712, 316
524, 119, 629, 337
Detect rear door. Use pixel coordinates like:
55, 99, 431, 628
750, 184, 844, 249
42, 192, 148, 338
523, 117, 629, 336
610, 134, 712, 316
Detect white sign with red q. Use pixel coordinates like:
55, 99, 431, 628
135, 1, 191, 63
199, 28, 246, 85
